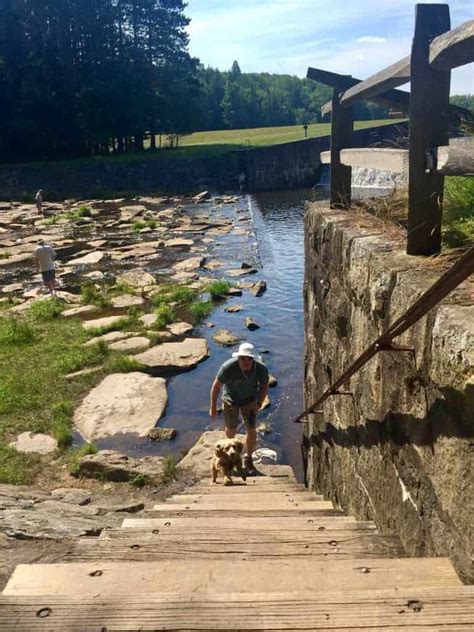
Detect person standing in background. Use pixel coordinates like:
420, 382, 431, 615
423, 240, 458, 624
34, 239, 57, 296
35, 189, 43, 215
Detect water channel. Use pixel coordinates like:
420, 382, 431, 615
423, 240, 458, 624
98, 188, 320, 481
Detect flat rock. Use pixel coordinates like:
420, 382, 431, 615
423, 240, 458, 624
73, 372, 167, 440
68, 251, 105, 266
61, 305, 98, 318
147, 427, 178, 441
213, 329, 241, 346
111, 295, 145, 309
193, 191, 210, 203
82, 315, 126, 331
225, 304, 243, 313
134, 338, 209, 372
120, 205, 147, 221
75, 450, 165, 483
226, 288, 243, 297
166, 238, 194, 248
84, 331, 134, 347
108, 336, 151, 353
9, 432, 57, 455
227, 268, 257, 277
50, 489, 91, 506
172, 256, 206, 271
167, 322, 193, 336
140, 313, 158, 328
117, 269, 155, 288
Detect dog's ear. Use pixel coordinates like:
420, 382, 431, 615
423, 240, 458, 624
215, 441, 224, 454
235, 440, 244, 453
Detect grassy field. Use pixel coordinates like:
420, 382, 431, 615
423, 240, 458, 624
154, 119, 406, 150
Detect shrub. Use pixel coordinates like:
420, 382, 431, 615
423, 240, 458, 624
190, 300, 213, 323
51, 400, 74, 449
169, 286, 197, 305
77, 205, 92, 217
160, 455, 178, 485
207, 280, 232, 299
443, 177, 474, 248
80, 282, 111, 308
110, 281, 134, 296
155, 304, 174, 329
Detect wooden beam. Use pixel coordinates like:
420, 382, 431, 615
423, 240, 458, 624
306, 67, 357, 90
435, 137, 474, 176
429, 19, 474, 71
330, 89, 354, 209
321, 87, 410, 117
340, 56, 410, 107
408, 4, 451, 256
338, 148, 408, 173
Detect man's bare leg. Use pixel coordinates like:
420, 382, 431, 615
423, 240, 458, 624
225, 426, 236, 439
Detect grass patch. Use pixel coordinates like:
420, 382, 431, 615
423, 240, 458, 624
189, 300, 213, 323
29, 298, 64, 320
0, 251, 11, 259
442, 177, 474, 248
132, 219, 157, 233
109, 281, 135, 296
0, 318, 36, 345
207, 280, 232, 300
51, 400, 74, 449
160, 455, 178, 485
0, 445, 39, 484
69, 442, 98, 476
155, 304, 174, 329
80, 282, 112, 308
105, 354, 144, 373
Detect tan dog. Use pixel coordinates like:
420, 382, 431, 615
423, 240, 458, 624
211, 439, 246, 485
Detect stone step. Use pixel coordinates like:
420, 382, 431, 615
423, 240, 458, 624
67, 531, 406, 562
4, 558, 462, 597
166, 492, 322, 504
2, 587, 473, 630
121, 516, 371, 530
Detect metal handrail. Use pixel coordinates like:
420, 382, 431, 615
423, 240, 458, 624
293, 246, 474, 424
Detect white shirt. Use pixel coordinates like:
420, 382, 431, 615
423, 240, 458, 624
34, 244, 55, 271
35, 191, 43, 203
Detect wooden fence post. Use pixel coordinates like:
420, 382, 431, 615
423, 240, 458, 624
408, 4, 451, 256
330, 89, 354, 209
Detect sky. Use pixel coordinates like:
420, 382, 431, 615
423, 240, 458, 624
185, 0, 473, 95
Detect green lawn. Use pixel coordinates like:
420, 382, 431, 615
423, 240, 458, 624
176, 120, 406, 148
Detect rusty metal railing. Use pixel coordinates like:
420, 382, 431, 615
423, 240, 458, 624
293, 245, 474, 425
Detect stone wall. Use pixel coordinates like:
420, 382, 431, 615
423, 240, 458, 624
247, 122, 408, 191
304, 205, 473, 583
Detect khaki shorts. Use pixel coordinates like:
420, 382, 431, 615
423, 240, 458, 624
223, 401, 257, 429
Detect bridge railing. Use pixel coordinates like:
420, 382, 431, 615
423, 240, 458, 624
307, 4, 473, 256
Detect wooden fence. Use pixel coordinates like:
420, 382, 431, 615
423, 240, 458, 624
307, 4, 473, 256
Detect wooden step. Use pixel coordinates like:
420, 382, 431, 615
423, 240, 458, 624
183, 483, 308, 494
166, 492, 322, 504
67, 531, 406, 561
3, 558, 462, 597
147, 507, 345, 518
2, 587, 473, 630
121, 516, 371, 530
153, 499, 334, 511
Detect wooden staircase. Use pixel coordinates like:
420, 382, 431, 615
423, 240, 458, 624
1, 465, 472, 630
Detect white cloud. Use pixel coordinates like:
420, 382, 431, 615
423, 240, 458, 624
357, 36, 387, 44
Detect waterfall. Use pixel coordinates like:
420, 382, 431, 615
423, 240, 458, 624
315, 165, 407, 199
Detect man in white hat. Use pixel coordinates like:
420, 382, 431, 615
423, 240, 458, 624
209, 342, 269, 475
34, 238, 57, 296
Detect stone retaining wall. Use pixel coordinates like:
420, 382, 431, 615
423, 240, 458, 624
304, 205, 473, 583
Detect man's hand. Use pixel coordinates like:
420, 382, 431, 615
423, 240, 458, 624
209, 405, 218, 420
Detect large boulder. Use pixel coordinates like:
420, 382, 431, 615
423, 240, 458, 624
73, 372, 167, 440
134, 338, 209, 372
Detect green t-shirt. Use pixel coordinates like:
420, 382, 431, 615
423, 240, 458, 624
217, 357, 269, 406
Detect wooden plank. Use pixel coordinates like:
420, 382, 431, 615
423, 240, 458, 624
167, 492, 322, 503
435, 137, 474, 176
430, 19, 474, 71
3, 558, 461, 597
1, 588, 473, 631
148, 508, 344, 517
153, 499, 335, 511
121, 516, 366, 530
330, 89, 353, 209
183, 484, 308, 494
408, 4, 451, 255
2, 588, 473, 631
67, 533, 405, 562
340, 56, 410, 107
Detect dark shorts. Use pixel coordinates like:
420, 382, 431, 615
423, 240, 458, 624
223, 401, 257, 429
41, 269, 55, 283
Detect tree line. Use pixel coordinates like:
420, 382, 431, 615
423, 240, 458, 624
0, 2, 472, 163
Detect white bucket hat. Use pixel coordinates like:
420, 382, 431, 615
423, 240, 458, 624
232, 342, 256, 359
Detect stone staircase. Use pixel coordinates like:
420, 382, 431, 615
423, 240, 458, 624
1, 465, 473, 630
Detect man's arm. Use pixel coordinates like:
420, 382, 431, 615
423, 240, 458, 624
209, 379, 223, 419
256, 383, 269, 410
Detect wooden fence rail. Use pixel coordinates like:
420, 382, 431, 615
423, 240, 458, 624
307, 4, 473, 256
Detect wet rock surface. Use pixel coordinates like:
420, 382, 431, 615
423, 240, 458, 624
74, 450, 165, 483
134, 338, 209, 372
